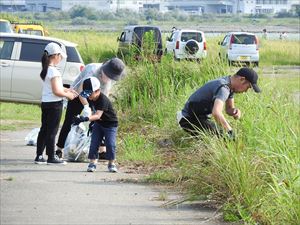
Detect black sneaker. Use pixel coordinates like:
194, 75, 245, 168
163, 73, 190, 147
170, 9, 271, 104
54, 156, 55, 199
34, 155, 47, 165
55, 149, 63, 160
47, 155, 67, 165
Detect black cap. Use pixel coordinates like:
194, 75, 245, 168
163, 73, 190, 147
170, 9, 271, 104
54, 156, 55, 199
101, 57, 125, 81
236, 68, 261, 93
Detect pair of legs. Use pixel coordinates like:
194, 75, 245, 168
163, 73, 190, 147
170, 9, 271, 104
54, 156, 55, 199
88, 123, 117, 172
179, 115, 220, 136
36, 101, 64, 163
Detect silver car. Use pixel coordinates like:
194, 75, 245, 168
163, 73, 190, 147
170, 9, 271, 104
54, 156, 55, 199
0, 33, 85, 104
219, 32, 259, 66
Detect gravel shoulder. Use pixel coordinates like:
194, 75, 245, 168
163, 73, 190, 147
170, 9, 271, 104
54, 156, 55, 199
0, 129, 229, 225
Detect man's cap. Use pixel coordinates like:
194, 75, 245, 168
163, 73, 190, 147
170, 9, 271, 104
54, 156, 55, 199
44, 42, 67, 58
236, 68, 261, 93
80, 77, 100, 98
101, 57, 125, 81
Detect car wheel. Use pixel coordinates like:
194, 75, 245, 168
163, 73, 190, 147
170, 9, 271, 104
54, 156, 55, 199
185, 40, 199, 55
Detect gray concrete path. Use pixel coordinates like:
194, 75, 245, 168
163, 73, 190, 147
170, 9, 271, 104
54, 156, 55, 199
0, 129, 228, 225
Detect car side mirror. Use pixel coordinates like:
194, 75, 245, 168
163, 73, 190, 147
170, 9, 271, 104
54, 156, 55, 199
218, 41, 221, 45
166, 37, 171, 41
117, 37, 120, 41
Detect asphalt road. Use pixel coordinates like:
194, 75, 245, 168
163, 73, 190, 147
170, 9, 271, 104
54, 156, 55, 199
0, 129, 229, 225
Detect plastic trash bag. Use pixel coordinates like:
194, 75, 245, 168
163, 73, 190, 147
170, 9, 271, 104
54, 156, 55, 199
25, 128, 40, 146
64, 123, 90, 162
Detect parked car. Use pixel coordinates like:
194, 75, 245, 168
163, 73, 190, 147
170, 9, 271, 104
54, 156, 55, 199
218, 32, 259, 66
117, 25, 163, 60
0, 19, 13, 33
165, 29, 207, 61
0, 33, 85, 104
12, 21, 47, 36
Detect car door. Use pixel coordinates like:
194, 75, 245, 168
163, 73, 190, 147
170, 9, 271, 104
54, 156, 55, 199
117, 31, 130, 55
165, 32, 175, 53
10, 39, 48, 103
219, 35, 229, 59
0, 38, 16, 99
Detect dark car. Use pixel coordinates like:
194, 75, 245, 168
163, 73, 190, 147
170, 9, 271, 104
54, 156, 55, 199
117, 25, 163, 61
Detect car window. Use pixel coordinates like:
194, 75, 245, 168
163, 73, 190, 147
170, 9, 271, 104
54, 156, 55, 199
181, 32, 202, 42
0, 21, 13, 33
22, 30, 43, 36
133, 27, 161, 45
19, 42, 47, 62
221, 35, 229, 45
232, 35, 256, 44
0, 40, 14, 59
119, 32, 125, 42
66, 46, 82, 63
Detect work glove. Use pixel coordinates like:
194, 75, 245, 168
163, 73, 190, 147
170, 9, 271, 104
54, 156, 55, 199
73, 116, 89, 125
82, 104, 92, 117
227, 130, 236, 141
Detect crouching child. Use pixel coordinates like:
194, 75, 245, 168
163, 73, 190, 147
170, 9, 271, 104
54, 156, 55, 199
73, 77, 118, 173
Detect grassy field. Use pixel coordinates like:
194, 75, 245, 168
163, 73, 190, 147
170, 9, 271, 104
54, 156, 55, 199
0, 31, 299, 224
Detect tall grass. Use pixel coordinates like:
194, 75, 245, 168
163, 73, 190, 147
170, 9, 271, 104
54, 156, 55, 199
113, 45, 299, 223
260, 39, 300, 66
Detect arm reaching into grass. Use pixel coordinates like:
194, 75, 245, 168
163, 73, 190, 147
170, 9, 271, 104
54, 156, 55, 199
212, 99, 232, 132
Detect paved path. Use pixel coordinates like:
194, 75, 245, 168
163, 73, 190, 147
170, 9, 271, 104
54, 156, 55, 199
0, 129, 228, 225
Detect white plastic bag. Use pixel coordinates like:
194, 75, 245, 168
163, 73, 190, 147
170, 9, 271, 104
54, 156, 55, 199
25, 128, 40, 146
64, 123, 90, 162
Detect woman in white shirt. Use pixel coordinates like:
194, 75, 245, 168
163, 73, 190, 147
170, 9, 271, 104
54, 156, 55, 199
34, 42, 78, 165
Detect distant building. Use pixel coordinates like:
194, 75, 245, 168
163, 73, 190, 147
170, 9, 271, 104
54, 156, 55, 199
0, 0, 26, 11
0, 0, 298, 14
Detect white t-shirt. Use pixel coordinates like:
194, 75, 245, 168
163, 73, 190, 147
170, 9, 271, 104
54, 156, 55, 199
41, 66, 64, 102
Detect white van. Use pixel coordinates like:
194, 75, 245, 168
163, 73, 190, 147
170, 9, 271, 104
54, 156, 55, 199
0, 33, 85, 104
219, 32, 259, 66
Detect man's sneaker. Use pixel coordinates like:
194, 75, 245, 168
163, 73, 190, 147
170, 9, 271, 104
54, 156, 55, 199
47, 155, 67, 165
108, 163, 118, 173
55, 149, 63, 160
87, 163, 97, 172
34, 155, 46, 164
98, 152, 106, 160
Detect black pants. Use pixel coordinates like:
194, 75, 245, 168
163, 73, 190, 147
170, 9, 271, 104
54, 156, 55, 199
179, 116, 219, 136
36, 101, 63, 158
56, 97, 83, 149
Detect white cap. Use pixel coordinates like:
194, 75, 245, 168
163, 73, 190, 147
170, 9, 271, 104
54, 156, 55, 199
80, 77, 101, 98
44, 42, 67, 58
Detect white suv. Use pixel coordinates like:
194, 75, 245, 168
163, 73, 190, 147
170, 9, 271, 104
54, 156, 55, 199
218, 32, 259, 66
0, 33, 85, 103
165, 29, 207, 61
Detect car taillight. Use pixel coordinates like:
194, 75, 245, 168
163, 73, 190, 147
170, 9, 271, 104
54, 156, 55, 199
203, 41, 207, 50
80, 65, 85, 72
255, 36, 259, 50
176, 41, 179, 49
229, 35, 235, 50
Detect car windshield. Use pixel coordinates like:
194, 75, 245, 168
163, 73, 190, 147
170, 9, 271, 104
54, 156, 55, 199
181, 32, 202, 42
232, 34, 256, 44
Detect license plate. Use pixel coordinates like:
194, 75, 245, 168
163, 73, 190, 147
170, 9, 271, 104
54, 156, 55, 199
239, 56, 250, 60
